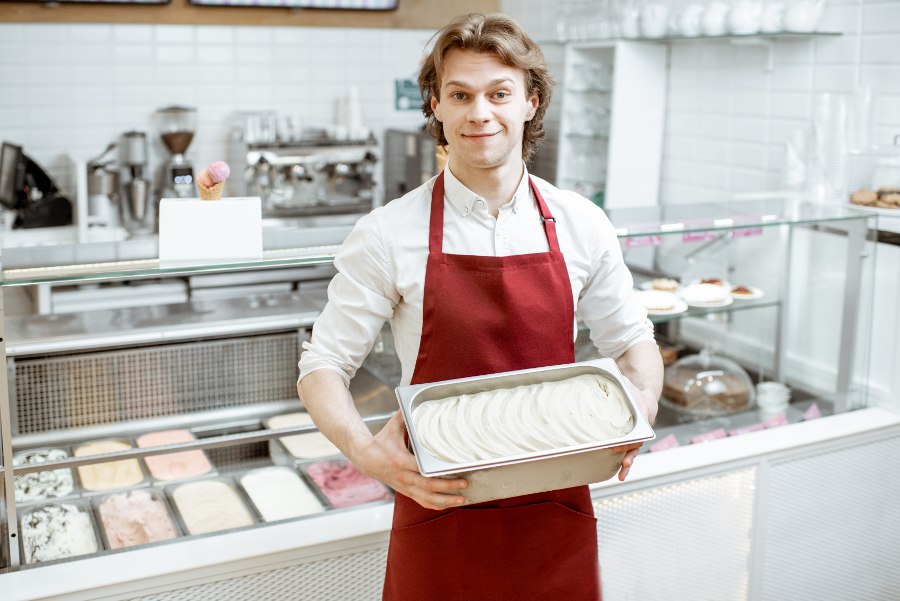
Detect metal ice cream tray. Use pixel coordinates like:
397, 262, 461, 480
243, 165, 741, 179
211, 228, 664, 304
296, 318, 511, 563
395, 358, 656, 505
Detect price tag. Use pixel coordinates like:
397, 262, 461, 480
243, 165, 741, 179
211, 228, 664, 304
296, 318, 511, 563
728, 423, 765, 436
803, 403, 822, 421
691, 428, 727, 444
626, 235, 662, 248
730, 227, 763, 239
682, 231, 716, 243
764, 413, 790, 428
650, 433, 680, 452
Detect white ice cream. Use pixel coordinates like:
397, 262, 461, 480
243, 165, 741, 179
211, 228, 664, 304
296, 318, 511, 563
240, 467, 324, 522
413, 374, 634, 464
22, 504, 99, 564
267, 413, 341, 460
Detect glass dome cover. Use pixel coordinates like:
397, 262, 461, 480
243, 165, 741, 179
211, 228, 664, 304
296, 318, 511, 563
661, 349, 756, 417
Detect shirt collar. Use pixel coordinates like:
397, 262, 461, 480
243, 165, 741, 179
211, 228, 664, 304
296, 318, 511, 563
443, 162, 532, 216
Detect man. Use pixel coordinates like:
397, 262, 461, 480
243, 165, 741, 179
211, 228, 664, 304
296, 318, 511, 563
298, 13, 663, 601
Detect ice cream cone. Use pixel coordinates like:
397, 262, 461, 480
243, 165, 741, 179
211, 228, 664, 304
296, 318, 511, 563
197, 181, 224, 200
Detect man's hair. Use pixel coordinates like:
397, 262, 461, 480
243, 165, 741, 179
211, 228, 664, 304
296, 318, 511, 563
418, 13, 554, 163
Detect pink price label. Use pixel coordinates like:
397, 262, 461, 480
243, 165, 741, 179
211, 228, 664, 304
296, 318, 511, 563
691, 428, 727, 444
626, 235, 662, 248
650, 433, 680, 452
803, 403, 822, 421
728, 423, 765, 436
730, 227, 763, 239
764, 414, 790, 428
682, 231, 716, 243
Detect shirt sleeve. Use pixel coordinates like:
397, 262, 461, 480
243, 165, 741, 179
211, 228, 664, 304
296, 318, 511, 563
298, 209, 399, 388
576, 205, 656, 359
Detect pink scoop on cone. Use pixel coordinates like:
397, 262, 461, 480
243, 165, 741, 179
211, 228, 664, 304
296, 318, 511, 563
196, 161, 230, 200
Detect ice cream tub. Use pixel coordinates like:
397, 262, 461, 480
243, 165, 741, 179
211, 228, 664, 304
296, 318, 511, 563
135, 429, 216, 485
299, 459, 393, 510
72, 438, 151, 496
264, 412, 344, 466
165, 476, 258, 537
18, 498, 105, 566
92, 488, 182, 551
396, 358, 656, 505
12, 446, 82, 506
235, 466, 328, 522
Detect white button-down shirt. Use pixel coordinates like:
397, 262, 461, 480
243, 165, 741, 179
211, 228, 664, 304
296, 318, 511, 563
298, 165, 654, 388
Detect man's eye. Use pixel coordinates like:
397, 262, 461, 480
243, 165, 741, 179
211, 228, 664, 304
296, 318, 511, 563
495, 92, 508, 99
452, 93, 466, 100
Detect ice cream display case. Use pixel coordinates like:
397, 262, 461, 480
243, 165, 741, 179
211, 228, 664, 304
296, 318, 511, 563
0, 196, 889, 601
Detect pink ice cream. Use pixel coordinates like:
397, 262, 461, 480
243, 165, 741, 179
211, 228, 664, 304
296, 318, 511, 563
207, 161, 230, 183
99, 490, 179, 549
196, 162, 229, 188
305, 460, 392, 508
137, 430, 212, 482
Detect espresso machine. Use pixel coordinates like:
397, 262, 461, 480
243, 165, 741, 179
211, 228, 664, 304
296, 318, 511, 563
120, 131, 154, 235
157, 106, 198, 199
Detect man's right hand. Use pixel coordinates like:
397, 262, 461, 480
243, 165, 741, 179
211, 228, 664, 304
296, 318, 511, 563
351, 411, 468, 511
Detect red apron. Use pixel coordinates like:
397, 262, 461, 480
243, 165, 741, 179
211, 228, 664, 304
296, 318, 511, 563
382, 172, 602, 601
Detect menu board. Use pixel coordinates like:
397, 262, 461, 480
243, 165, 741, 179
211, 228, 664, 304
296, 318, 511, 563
190, 0, 397, 7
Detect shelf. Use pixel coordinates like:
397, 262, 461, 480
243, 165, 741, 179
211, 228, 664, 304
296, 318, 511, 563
539, 32, 841, 45
606, 197, 875, 239
625, 31, 842, 43
649, 298, 780, 324
0, 246, 340, 287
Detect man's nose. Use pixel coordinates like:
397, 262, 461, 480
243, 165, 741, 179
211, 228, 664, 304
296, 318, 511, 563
466, 95, 493, 123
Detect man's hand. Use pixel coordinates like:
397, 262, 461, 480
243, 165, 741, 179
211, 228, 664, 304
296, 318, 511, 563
611, 375, 658, 481
351, 411, 468, 511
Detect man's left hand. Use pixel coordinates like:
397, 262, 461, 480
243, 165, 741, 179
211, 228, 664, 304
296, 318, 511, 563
611, 377, 657, 481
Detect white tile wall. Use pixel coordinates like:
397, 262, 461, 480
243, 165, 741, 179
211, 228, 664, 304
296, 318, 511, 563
503, 0, 900, 204
0, 23, 433, 198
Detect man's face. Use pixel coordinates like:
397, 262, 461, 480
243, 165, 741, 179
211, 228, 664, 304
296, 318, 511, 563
431, 49, 539, 171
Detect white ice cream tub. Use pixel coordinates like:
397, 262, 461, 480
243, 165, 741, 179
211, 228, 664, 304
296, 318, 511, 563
395, 358, 656, 505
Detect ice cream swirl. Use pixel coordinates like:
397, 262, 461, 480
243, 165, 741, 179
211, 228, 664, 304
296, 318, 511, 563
413, 374, 634, 464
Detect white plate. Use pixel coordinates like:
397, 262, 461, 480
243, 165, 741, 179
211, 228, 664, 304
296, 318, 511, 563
682, 296, 734, 308
729, 286, 764, 299
843, 202, 900, 217
647, 300, 689, 316
639, 280, 681, 292
688, 278, 732, 289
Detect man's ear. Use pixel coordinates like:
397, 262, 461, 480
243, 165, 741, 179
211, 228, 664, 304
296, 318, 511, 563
525, 92, 539, 122
431, 92, 442, 122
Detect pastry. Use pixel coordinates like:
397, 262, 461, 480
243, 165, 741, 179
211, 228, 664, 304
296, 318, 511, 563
196, 161, 230, 200
731, 285, 754, 295
680, 283, 728, 304
878, 187, 900, 197
850, 189, 878, 206
699, 278, 724, 286
663, 368, 751, 412
881, 193, 900, 207
651, 278, 679, 291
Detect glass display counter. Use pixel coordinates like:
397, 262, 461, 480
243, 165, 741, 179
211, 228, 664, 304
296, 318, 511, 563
0, 196, 879, 578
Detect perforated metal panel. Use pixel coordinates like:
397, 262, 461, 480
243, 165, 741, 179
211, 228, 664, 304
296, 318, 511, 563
14, 333, 300, 433
761, 435, 900, 601
594, 468, 756, 601
127, 547, 389, 601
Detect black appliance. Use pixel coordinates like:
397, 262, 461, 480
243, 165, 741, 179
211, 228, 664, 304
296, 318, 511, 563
0, 142, 73, 229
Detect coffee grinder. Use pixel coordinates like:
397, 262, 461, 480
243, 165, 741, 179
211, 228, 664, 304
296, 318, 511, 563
157, 106, 198, 198
120, 131, 154, 235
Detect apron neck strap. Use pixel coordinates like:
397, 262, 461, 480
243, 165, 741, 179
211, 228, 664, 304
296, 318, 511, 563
430, 171, 561, 254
